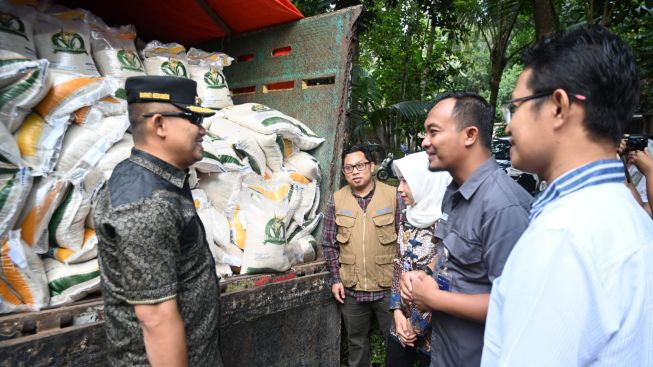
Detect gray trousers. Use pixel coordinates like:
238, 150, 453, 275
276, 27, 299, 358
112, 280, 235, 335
341, 296, 392, 367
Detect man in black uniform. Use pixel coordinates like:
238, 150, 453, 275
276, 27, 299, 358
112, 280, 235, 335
94, 76, 223, 367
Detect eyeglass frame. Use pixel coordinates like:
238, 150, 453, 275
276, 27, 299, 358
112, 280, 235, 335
501, 90, 587, 124
142, 111, 205, 126
342, 161, 371, 174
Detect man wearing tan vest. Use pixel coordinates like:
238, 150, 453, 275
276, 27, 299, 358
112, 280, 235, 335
322, 145, 401, 367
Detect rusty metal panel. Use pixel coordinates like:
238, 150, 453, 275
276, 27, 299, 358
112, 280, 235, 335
0, 271, 336, 367
199, 6, 362, 246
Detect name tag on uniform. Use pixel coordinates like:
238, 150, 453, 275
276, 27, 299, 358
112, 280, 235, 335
441, 212, 449, 222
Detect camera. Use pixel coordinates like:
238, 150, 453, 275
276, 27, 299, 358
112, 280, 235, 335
625, 135, 651, 152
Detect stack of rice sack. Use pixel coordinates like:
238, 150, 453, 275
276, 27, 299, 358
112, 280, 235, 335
0, 3, 130, 313
194, 103, 325, 276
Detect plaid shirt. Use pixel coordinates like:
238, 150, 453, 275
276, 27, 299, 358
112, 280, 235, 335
322, 183, 402, 302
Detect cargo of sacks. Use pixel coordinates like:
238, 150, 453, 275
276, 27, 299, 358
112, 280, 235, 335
0, 2, 325, 314
194, 103, 325, 277
0, 3, 129, 313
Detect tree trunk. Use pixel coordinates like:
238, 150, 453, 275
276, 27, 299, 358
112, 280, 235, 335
419, 18, 436, 99
531, 0, 559, 40
488, 46, 506, 128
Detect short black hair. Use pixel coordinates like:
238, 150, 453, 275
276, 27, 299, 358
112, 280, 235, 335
522, 25, 639, 145
434, 92, 493, 150
341, 144, 375, 164
127, 103, 148, 142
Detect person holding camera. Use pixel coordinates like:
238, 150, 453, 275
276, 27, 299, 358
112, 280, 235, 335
482, 26, 653, 366
619, 136, 653, 217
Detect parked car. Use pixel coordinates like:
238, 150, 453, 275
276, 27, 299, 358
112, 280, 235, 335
491, 138, 541, 195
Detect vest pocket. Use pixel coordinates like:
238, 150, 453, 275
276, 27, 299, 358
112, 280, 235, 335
339, 254, 357, 287
371, 213, 397, 245
335, 214, 356, 244
375, 254, 395, 288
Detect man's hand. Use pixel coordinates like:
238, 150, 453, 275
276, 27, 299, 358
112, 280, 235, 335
393, 309, 417, 347
632, 148, 653, 176
331, 282, 346, 303
411, 272, 439, 311
400, 270, 425, 303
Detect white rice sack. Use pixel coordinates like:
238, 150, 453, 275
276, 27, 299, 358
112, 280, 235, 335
197, 171, 243, 213
72, 105, 102, 126
56, 114, 129, 174
44, 257, 100, 307
206, 116, 266, 175
192, 188, 215, 248
257, 132, 283, 173
34, 10, 99, 76
48, 180, 90, 250
0, 166, 31, 242
91, 24, 144, 79
82, 169, 106, 230
34, 70, 115, 124
94, 95, 127, 116
209, 244, 235, 278
287, 234, 317, 265
93, 132, 133, 180
0, 122, 23, 167
142, 41, 188, 78
192, 189, 230, 248
16, 173, 68, 253
308, 180, 321, 219
44, 227, 97, 265
287, 213, 323, 245
0, 3, 38, 59
237, 181, 293, 274
242, 173, 300, 229
273, 172, 317, 226
0, 50, 50, 133
192, 132, 247, 173
279, 138, 299, 159
0, 230, 49, 313
284, 151, 322, 181
14, 112, 68, 175
222, 103, 325, 151
187, 47, 233, 109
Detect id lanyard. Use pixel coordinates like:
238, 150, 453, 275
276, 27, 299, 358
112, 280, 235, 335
435, 247, 451, 291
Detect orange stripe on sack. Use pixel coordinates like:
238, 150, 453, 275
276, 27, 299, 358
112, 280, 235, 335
35, 77, 101, 118
1, 242, 33, 305
74, 106, 91, 125
21, 180, 66, 246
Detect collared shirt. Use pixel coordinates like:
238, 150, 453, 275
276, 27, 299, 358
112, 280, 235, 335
430, 158, 531, 367
483, 160, 653, 367
94, 148, 222, 367
322, 182, 402, 302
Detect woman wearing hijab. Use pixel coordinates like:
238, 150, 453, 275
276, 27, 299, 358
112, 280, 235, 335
385, 151, 451, 367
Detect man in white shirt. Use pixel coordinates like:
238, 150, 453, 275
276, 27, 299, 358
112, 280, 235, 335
482, 25, 653, 366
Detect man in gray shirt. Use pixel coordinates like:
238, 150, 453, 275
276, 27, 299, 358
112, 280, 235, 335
400, 92, 531, 367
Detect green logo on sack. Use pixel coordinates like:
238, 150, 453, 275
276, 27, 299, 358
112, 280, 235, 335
0, 12, 28, 40
251, 104, 272, 112
264, 217, 285, 245
204, 69, 226, 89
51, 31, 87, 54
117, 49, 144, 72
261, 116, 318, 137
161, 59, 187, 77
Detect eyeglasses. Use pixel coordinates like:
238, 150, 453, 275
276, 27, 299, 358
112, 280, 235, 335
342, 161, 370, 174
142, 111, 204, 126
501, 90, 587, 124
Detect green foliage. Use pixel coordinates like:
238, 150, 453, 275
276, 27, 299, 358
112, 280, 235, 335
293, 0, 653, 138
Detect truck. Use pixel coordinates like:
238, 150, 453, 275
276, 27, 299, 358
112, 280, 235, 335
0, 5, 363, 366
